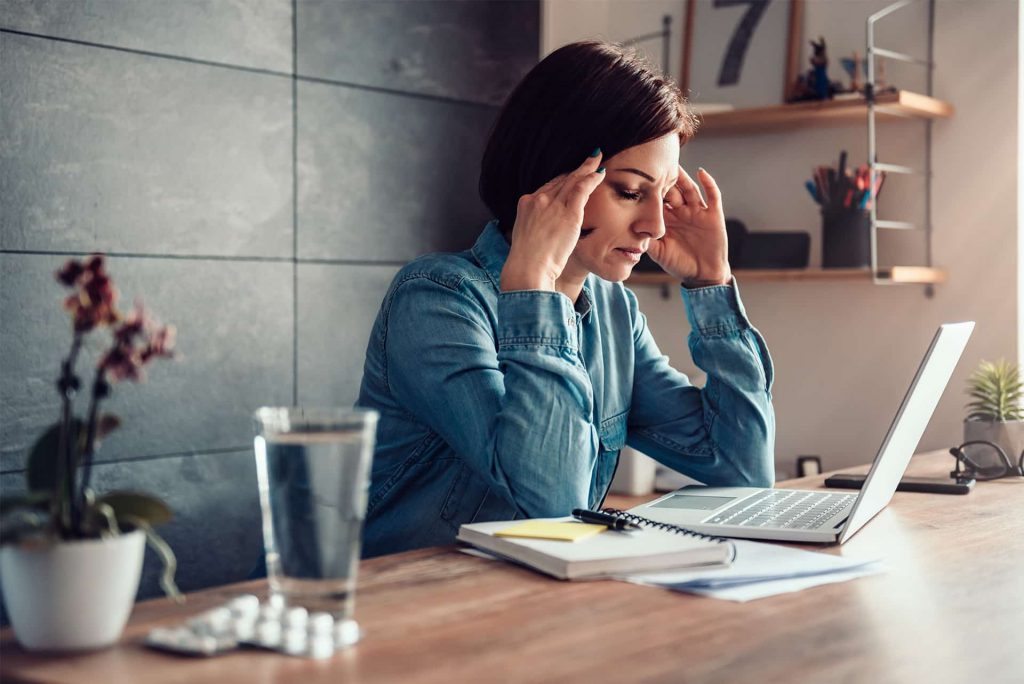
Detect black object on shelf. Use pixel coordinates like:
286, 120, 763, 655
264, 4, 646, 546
632, 217, 810, 274
822, 209, 871, 268
728, 218, 810, 269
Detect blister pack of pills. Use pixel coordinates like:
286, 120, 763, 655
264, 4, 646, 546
145, 594, 361, 659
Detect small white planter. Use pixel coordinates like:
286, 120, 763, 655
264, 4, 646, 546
0, 530, 145, 651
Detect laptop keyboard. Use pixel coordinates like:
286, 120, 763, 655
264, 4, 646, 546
703, 490, 856, 530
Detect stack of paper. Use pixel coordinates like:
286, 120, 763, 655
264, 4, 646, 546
618, 539, 883, 602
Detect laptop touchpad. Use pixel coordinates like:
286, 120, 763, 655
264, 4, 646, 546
651, 495, 738, 511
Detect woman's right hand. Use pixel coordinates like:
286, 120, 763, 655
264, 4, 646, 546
499, 149, 606, 292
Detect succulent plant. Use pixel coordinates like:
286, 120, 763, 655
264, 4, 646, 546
966, 359, 1023, 422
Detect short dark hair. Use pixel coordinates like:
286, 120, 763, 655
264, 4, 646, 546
479, 40, 699, 236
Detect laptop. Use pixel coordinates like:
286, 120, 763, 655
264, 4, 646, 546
628, 322, 975, 544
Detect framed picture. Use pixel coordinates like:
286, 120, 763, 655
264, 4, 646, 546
681, 0, 803, 107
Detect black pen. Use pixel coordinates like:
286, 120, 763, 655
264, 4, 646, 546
571, 508, 643, 532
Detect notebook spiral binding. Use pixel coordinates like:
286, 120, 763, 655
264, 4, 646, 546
600, 508, 737, 562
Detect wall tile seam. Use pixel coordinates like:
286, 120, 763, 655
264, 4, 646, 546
0, 250, 409, 268
291, 0, 299, 407
0, 26, 292, 80
297, 73, 501, 111
0, 27, 503, 111
0, 445, 255, 477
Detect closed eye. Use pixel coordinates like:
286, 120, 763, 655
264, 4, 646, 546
618, 189, 672, 206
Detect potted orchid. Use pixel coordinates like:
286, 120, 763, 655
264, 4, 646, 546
0, 255, 183, 651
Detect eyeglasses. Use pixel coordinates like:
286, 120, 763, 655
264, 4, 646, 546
949, 440, 1024, 482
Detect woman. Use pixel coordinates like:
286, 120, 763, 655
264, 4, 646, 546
357, 40, 774, 558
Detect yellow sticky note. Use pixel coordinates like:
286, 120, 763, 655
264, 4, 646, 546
495, 520, 606, 542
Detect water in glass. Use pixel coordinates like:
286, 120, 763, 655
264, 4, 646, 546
254, 419, 374, 620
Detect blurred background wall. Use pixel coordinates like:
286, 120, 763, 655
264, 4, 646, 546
545, 0, 1020, 479
0, 0, 539, 610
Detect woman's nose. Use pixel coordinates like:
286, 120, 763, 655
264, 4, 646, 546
633, 202, 666, 240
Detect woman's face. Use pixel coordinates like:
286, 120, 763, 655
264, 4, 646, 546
564, 133, 681, 284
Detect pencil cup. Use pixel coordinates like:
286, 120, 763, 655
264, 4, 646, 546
821, 209, 871, 268
253, 407, 378, 647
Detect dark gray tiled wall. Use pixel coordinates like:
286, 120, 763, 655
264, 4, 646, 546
1, 34, 293, 256
0, 1, 538, 614
0, 0, 293, 71
0, 254, 294, 472
296, 80, 494, 261
297, 264, 402, 407
297, 0, 539, 105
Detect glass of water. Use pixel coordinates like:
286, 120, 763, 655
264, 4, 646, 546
253, 407, 378, 638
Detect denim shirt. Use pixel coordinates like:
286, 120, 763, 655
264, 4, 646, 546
357, 220, 775, 557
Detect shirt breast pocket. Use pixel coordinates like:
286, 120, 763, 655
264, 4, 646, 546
598, 412, 628, 455
595, 412, 628, 504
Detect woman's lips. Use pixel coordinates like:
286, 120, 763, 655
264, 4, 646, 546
615, 248, 643, 263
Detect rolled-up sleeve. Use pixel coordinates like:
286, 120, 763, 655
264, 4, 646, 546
625, 279, 776, 487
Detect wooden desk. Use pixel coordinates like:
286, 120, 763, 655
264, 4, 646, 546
2, 451, 1022, 684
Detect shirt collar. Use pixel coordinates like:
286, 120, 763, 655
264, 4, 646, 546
470, 219, 509, 290
471, 218, 595, 319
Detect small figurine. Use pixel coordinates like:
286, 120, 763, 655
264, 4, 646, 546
840, 51, 866, 94
786, 36, 845, 102
809, 37, 830, 99
874, 57, 897, 95
839, 52, 897, 98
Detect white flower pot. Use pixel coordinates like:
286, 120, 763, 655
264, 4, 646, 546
0, 530, 145, 651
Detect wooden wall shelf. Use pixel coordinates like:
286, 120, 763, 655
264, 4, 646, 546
627, 266, 947, 286
694, 90, 953, 136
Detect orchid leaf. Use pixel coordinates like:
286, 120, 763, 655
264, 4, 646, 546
96, 490, 172, 527
0, 509, 51, 545
0, 491, 51, 515
26, 419, 85, 493
122, 517, 183, 603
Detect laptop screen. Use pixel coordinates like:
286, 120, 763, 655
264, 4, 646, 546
837, 322, 974, 543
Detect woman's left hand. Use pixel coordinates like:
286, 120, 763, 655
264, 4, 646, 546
647, 165, 731, 286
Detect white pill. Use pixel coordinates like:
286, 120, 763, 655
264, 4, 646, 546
309, 613, 334, 635
333, 619, 361, 648
180, 633, 219, 655
188, 608, 231, 636
256, 620, 282, 647
268, 593, 286, 610
206, 607, 233, 631
170, 627, 195, 644
259, 604, 283, 622
186, 616, 213, 635
309, 636, 335, 659
233, 617, 256, 641
196, 635, 220, 655
228, 594, 260, 618
283, 630, 307, 655
284, 607, 308, 628
147, 627, 175, 645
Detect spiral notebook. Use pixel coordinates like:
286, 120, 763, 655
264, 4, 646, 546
456, 508, 735, 580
